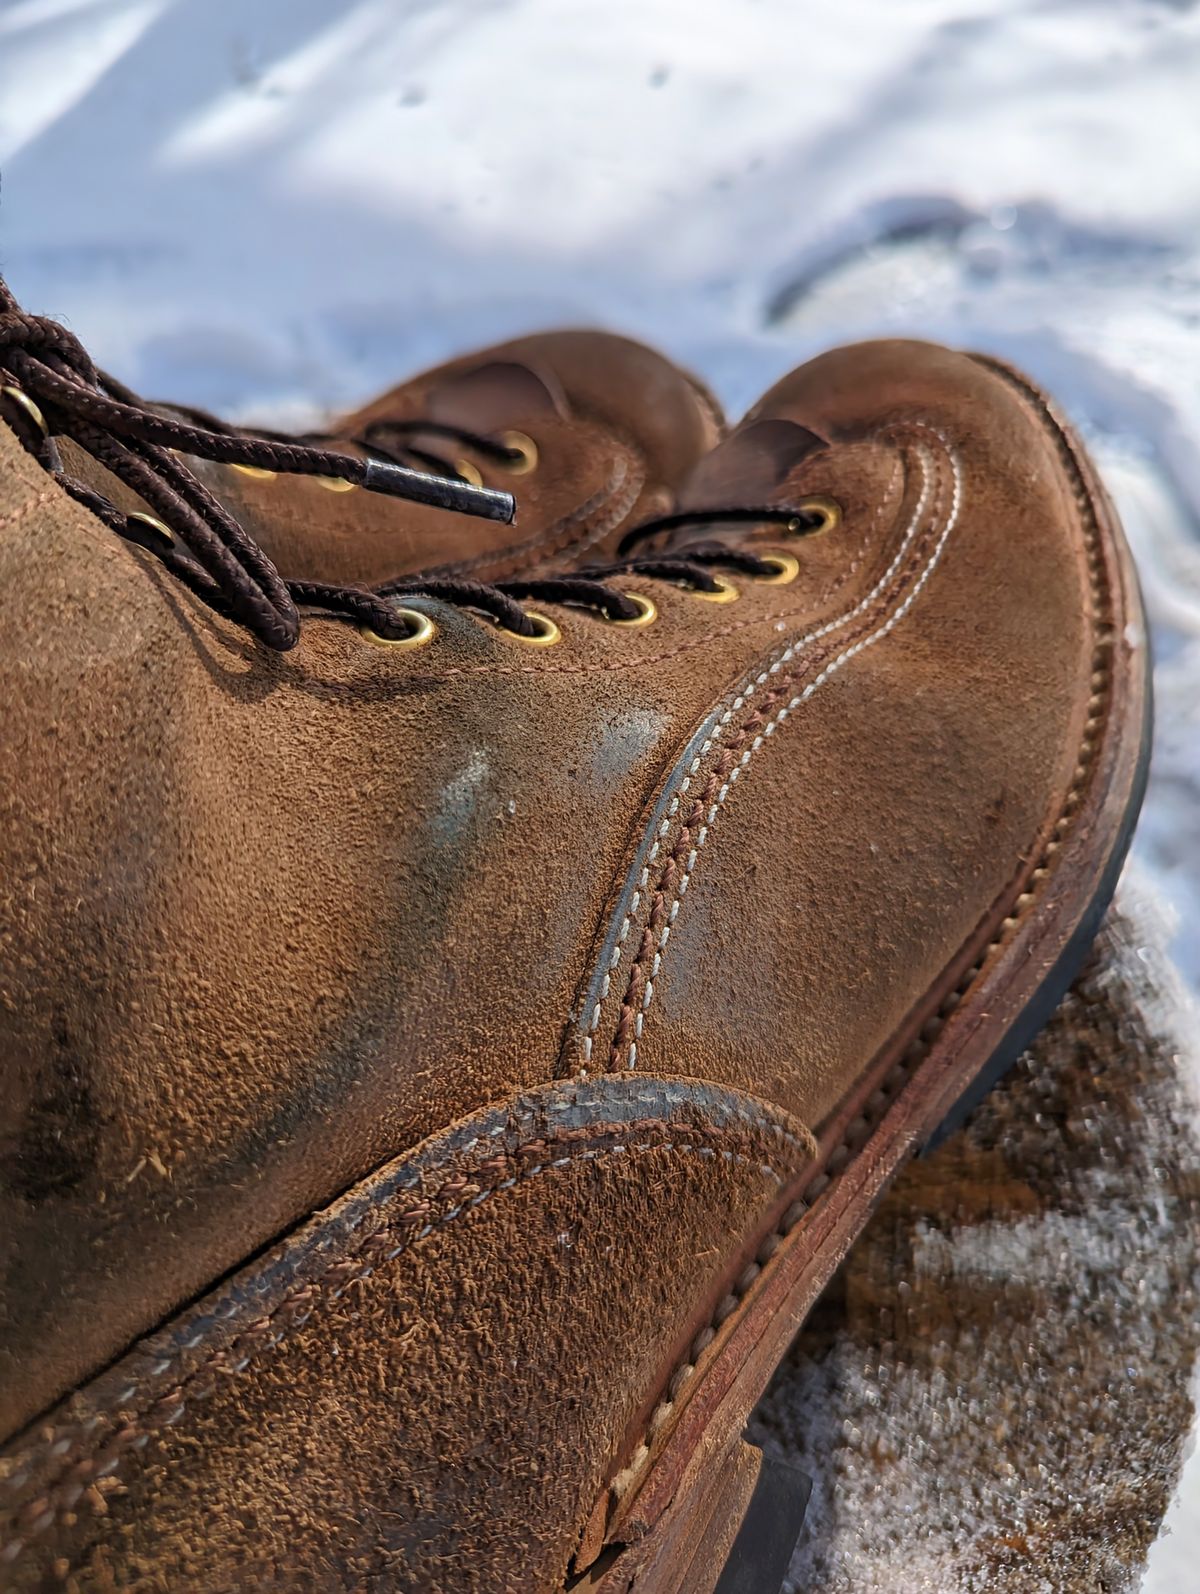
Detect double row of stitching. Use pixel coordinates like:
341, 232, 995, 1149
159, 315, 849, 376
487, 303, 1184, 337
615, 434, 961, 1069
578, 446, 904, 1067
603, 385, 1119, 1510
599, 426, 958, 1071
0, 1112, 805, 1565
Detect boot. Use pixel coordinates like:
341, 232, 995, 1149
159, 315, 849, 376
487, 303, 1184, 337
0, 295, 1149, 1592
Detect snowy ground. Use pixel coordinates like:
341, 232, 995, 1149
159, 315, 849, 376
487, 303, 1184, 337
1, 1, 1198, 1587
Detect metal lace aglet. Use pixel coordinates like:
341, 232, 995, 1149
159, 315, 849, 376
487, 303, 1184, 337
359, 458, 516, 523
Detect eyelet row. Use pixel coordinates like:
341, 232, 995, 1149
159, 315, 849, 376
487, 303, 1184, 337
357, 544, 804, 653
230, 464, 357, 493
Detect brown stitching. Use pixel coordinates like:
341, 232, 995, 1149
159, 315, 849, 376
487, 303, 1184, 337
508, 455, 643, 573
607, 393, 1117, 1503
0, 1114, 807, 1556
606, 437, 950, 1069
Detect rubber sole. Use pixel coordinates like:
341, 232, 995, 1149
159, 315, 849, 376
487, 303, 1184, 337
712, 1456, 812, 1594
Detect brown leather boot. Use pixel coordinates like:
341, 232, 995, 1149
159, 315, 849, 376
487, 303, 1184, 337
182, 329, 725, 587
0, 294, 1150, 1594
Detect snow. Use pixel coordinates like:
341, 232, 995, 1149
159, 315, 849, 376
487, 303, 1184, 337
1, 0, 1198, 1584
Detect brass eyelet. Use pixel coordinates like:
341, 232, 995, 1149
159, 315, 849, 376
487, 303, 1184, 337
788, 496, 841, 537
360, 608, 437, 650
496, 430, 538, 475
499, 608, 561, 646
1, 385, 48, 436
604, 592, 657, 628
750, 553, 800, 586
454, 458, 484, 488
687, 576, 739, 604
229, 463, 277, 481
128, 511, 175, 547
316, 475, 358, 493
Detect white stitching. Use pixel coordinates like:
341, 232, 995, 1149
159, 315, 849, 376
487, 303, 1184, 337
623, 429, 962, 1066
579, 441, 911, 1052
577, 428, 937, 1062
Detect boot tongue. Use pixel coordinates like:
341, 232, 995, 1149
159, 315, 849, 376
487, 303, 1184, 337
425, 359, 568, 432
677, 417, 826, 509
661, 417, 827, 550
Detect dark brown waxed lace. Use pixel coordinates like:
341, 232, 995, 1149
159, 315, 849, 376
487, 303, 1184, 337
0, 278, 513, 650
158, 400, 535, 486
451, 507, 830, 630
0, 279, 830, 646
349, 503, 829, 635
614, 505, 819, 557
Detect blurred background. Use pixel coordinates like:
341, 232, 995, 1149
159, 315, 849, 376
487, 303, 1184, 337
1, 2, 1197, 1588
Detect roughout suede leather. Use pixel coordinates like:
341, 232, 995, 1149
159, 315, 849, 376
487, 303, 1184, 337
0, 1077, 814, 1592
0, 338, 1134, 1589
0, 407, 789, 1443
571, 343, 1095, 1124
190, 330, 725, 586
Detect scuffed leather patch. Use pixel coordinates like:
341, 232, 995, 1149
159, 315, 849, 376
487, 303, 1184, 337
0, 1076, 815, 1589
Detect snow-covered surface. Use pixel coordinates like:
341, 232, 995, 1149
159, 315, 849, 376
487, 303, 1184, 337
1, 0, 1197, 1585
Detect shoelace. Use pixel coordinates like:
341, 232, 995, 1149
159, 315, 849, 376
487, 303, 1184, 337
371, 519, 829, 639
159, 400, 532, 487
0, 279, 513, 650
0, 279, 830, 648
